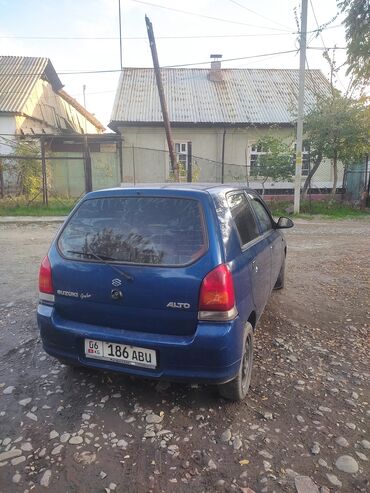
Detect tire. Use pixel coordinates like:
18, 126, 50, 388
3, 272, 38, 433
273, 257, 285, 290
218, 322, 254, 402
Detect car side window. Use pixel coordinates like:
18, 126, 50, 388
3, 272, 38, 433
227, 192, 259, 246
249, 198, 273, 234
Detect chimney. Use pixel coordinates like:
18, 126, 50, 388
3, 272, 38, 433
209, 54, 223, 82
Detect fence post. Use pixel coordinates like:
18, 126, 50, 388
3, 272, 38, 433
132, 145, 136, 185
187, 141, 192, 183
118, 136, 123, 185
0, 158, 4, 199
84, 135, 92, 193
221, 129, 226, 184
41, 137, 48, 206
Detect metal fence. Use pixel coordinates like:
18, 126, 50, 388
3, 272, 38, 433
0, 140, 368, 210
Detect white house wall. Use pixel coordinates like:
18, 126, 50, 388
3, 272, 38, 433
0, 115, 16, 154
119, 125, 344, 189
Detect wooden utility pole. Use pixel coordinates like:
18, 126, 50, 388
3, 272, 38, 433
145, 15, 179, 181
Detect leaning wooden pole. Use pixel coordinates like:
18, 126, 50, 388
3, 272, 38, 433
145, 15, 179, 181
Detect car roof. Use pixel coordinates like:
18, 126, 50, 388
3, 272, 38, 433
85, 183, 257, 199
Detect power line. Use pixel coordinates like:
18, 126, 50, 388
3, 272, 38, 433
307, 46, 346, 50
163, 50, 299, 68
129, 0, 292, 31
0, 32, 295, 40
130, 0, 342, 35
309, 0, 347, 92
226, 0, 293, 30
0, 21, 342, 43
0, 49, 300, 78
1, 51, 299, 77
309, 0, 328, 49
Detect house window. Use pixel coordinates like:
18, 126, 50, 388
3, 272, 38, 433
249, 143, 266, 176
169, 142, 190, 179
302, 145, 310, 176
175, 142, 188, 169
292, 142, 310, 177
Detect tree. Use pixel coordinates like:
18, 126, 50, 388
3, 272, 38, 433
303, 92, 369, 197
250, 136, 294, 194
338, 0, 370, 90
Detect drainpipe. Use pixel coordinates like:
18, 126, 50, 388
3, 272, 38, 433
221, 128, 226, 184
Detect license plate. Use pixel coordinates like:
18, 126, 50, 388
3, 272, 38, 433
84, 339, 157, 369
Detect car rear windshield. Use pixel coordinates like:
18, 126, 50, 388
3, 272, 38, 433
58, 196, 207, 266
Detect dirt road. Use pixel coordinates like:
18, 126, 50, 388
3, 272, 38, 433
0, 219, 369, 493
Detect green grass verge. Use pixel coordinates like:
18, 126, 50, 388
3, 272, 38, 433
0, 196, 368, 220
0, 198, 76, 216
268, 200, 369, 219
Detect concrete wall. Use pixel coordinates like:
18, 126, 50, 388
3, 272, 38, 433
119, 125, 344, 189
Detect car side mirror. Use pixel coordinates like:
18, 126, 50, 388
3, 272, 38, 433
276, 216, 294, 229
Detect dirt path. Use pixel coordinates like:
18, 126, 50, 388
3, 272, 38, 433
0, 219, 369, 493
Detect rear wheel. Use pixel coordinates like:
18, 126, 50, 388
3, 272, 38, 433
218, 322, 253, 401
274, 257, 285, 290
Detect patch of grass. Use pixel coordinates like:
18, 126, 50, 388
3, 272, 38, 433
0, 197, 77, 216
268, 199, 369, 219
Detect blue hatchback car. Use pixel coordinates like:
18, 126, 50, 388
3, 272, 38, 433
38, 185, 293, 401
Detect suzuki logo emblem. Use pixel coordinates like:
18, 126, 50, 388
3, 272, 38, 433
112, 278, 122, 287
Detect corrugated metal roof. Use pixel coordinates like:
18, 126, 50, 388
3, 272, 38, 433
110, 68, 331, 126
0, 56, 63, 113
0, 56, 104, 130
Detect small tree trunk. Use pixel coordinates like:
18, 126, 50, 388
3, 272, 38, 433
302, 154, 322, 198
261, 179, 266, 196
331, 155, 338, 197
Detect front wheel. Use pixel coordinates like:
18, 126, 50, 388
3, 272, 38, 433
218, 322, 254, 401
273, 256, 285, 290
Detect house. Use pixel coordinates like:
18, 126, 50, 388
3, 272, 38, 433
109, 57, 343, 192
0, 56, 104, 153
0, 56, 107, 196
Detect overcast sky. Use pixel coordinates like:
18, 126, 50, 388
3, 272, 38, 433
0, 0, 348, 128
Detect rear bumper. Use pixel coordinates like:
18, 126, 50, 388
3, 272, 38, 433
37, 304, 245, 384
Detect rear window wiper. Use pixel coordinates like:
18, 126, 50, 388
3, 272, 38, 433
66, 249, 134, 281
67, 250, 116, 261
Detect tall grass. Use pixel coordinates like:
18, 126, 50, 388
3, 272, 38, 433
268, 200, 369, 219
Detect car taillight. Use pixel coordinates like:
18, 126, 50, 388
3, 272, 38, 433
198, 264, 237, 321
39, 256, 54, 294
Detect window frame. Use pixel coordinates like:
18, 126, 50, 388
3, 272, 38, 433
226, 190, 261, 249
292, 142, 311, 177
167, 141, 192, 180
56, 195, 209, 268
249, 142, 266, 175
245, 191, 276, 236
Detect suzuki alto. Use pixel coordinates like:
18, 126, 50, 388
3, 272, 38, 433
38, 185, 293, 401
